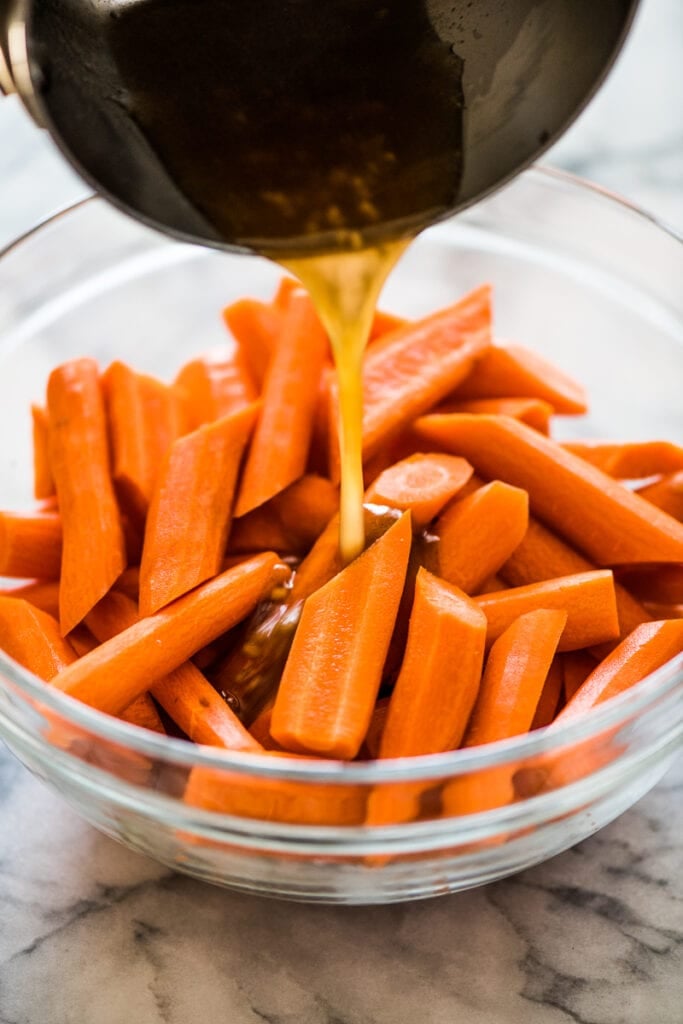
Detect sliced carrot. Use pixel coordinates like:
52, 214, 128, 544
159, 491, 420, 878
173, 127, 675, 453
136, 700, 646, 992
433, 481, 529, 594
31, 405, 55, 500
476, 575, 507, 595
360, 698, 390, 759
0, 596, 77, 680
437, 397, 554, 434
120, 694, 166, 734
531, 656, 564, 729
555, 619, 683, 722
0, 512, 62, 579
451, 342, 587, 414
562, 440, 683, 479
643, 601, 683, 620
613, 564, 683, 606
272, 276, 301, 309
474, 571, 620, 651
113, 566, 140, 601
174, 348, 256, 429
0, 580, 60, 619
52, 553, 286, 715
47, 358, 127, 635
248, 705, 286, 751
562, 650, 598, 702
271, 513, 412, 759
364, 453, 473, 528
104, 360, 188, 527
378, 568, 487, 757
67, 624, 99, 657
415, 414, 683, 565
230, 475, 338, 555
234, 294, 329, 516
368, 309, 409, 342
139, 403, 260, 615
222, 298, 282, 389
637, 472, 683, 522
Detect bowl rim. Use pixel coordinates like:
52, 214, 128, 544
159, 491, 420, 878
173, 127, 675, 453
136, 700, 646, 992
0, 164, 682, 784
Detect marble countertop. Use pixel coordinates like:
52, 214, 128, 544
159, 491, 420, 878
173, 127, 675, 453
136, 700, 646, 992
1, 2, 681, 1022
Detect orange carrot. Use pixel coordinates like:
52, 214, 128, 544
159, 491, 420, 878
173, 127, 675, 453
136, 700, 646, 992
415, 414, 683, 565
474, 571, 620, 651
561, 650, 598, 702
139, 403, 259, 615
437, 397, 554, 434
368, 310, 409, 342
222, 298, 282, 389
613, 564, 683, 606
230, 475, 338, 555
31, 405, 55, 500
361, 698, 390, 759
0, 596, 77, 680
452, 342, 587, 414
433, 481, 529, 594
643, 601, 683, 620
235, 294, 329, 516
67, 624, 99, 657
364, 453, 473, 528
562, 440, 683, 479
378, 568, 487, 757
52, 553, 285, 715
248, 704, 286, 751
120, 694, 166, 734
272, 276, 301, 309
0, 512, 62, 579
555, 619, 683, 722
637, 472, 683, 522
174, 348, 256, 429
47, 358, 127, 635
113, 566, 140, 601
531, 656, 564, 729
0, 580, 60, 618
271, 513, 412, 759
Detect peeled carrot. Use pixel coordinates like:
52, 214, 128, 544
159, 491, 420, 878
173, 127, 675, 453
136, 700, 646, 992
112, 566, 140, 601
637, 472, 683, 522
530, 657, 564, 729
31, 405, 55, 500
272, 276, 301, 309
437, 397, 554, 434
474, 571, 620, 651
378, 568, 487, 757
222, 298, 282, 389
174, 348, 256, 429
368, 310, 409, 342
562, 440, 683, 479
47, 358, 127, 635
562, 650, 598, 702
248, 705, 286, 751
230, 475, 338, 555
364, 453, 473, 527
613, 564, 683, 606
415, 414, 683, 565
235, 294, 329, 516
0, 580, 60, 619
434, 481, 529, 594
271, 513, 412, 759
52, 553, 285, 715
0, 512, 62, 579
643, 601, 683, 620
0, 596, 77, 680
555, 619, 683, 722
361, 698, 390, 759
452, 342, 587, 414
120, 694, 166, 734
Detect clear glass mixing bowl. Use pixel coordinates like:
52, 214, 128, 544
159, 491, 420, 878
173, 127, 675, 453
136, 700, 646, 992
0, 168, 681, 904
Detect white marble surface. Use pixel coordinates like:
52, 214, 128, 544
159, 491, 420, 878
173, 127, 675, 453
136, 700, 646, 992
0, 2, 682, 1022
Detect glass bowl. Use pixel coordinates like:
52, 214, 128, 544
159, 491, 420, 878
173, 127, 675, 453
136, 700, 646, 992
0, 168, 681, 905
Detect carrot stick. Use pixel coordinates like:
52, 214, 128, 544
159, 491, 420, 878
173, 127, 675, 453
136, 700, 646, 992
613, 563, 683, 606
643, 601, 683, 620
0, 512, 62, 579
67, 624, 99, 657
47, 358, 127, 635
637, 472, 683, 522
174, 348, 256, 429
0, 596, 77, 680
248, 705, 286, 751
271, 513, 412, 759
120, 694, 166, 734
561, 650, 598, 702
113, 566, 140, 601
230, 475, 338, 555
52, 553, 285, 715
234, 294, 329, 516
103, 361, 188, 527
31, 405, 55, 500
272, 276, 301, 309
364, 453, 474, 528
451, 342, 588, 414
86, 589, 260, 749
0, 580, 60, 618
415, 414, 683, 565
531, 656, 564, 729
378, 568, 487, 757
360, 698, 390, 759
368, 310, 408, 342
139, 403, 260, 615
562, 440, 683, 479
473, 571, 620, 651
437, 397, 554, 435
555, 619, 683, 722
222, 298, 282, 389
433, 481, 529, 594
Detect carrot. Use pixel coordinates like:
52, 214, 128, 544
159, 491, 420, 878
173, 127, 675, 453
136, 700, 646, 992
637, 472, 683, 522
0, 580, 60, 619
562, 650, 598, 702
0, 596, 77, 680
437, 397, 554, 434
451, 342, 587, 414
378, 568, 487, 757
433, 481, 529, 594
222, 298, 282, 389
31, 405, 55, 500
562, 440, 683, 479
248, 705, 286, 751
530, 657, 564, 729
272, 276, 301, 309
104, 361, 188, 525
613, 564, 683, 606
113, 566, 140, 601
473, 571, 620, 651
368, 310, 408, 342
643, 601, 683, 620
328, 285, 492, 475
555, 619, 683, 722
364, 453, 474, 528
120, 694, 166, 734
86, 589, 260, 749
360, 698, 390, 759
47, 358, 127, 635
67, 624, 99, 657
52, 553, 286, 715
234, 294, 329, 516
0, 512, 62, 579
139, 403, 259, 615
415, 414, 683, 565
270, 513, 412, 759
174, 348, 256, 429
230, 475, 338, 555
